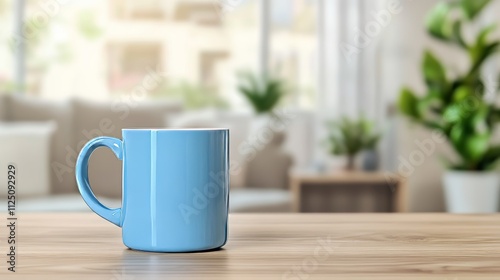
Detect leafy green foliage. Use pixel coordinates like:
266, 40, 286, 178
460, 0, 491, 20
398, 0, 500, 171
423, 51, 448, 90
425, 2, 453, 41
238, 72, 286, 114
326, 117, 380, 157
399, 88, 421, 118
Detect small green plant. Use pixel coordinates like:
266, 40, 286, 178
238, 72, 286, 114
398, 0, 500, 171
326, 117, 380, 170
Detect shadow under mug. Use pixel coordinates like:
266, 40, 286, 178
75, 128, 230, 253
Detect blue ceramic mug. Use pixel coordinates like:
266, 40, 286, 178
75, 128, 229, 252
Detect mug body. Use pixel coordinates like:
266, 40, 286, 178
121, 128, 229, 252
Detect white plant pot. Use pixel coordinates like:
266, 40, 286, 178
443, 171, 500, 213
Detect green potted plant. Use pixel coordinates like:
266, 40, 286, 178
398, 0, 500, 212
238, 71, 288, 141
326, 117, 380, 171
238, 71, 286, 116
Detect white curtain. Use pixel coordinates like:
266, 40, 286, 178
317, 0, 402, 170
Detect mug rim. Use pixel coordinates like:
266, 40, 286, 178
122, 128, 229, 131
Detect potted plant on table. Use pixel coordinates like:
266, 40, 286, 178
326, 117, 380, 171
238, 71, 287, 133
238, 71, 286, 116
398, 0, 500, 213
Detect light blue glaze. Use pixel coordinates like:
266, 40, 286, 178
76, 129, 229, 252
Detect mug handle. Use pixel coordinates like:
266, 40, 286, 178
76, 137, 123, 227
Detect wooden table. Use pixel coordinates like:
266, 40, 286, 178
2, 213, 500, 279
290, 172, 408, 212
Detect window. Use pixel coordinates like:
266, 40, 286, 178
9, 0, 317, 111
0, 0, 14, 93
108, 43, 163, 93
270, 0, 318, 109
110, 0, 167, 20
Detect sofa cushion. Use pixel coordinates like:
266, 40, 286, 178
6, 95, 73, 194
72, 98, 183, 198
245, 130, 293, 190
229, 189, 291, 212
0, 94, 7, 121
0, 122, 56, 197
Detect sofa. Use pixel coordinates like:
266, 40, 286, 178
0, 94, 293, 212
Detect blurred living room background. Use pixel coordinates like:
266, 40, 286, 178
2, 0, 500, 213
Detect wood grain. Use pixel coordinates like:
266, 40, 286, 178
1, 213, 500, 279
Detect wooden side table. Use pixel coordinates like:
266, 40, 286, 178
290, 171, 408, 212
